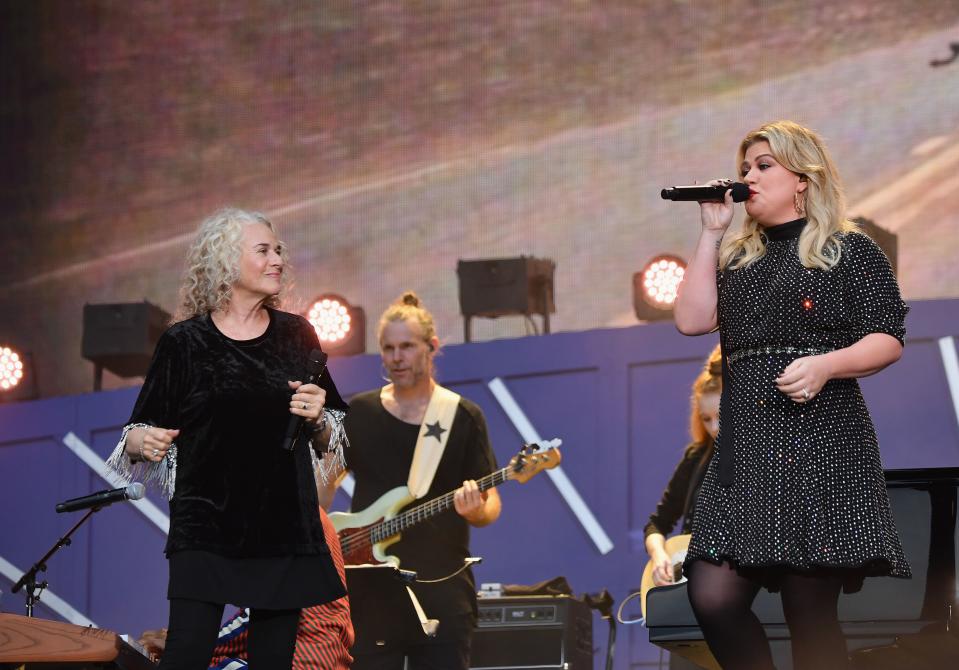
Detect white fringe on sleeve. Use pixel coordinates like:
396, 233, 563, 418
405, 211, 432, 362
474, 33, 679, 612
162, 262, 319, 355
106, 423, 178, 500
311, 408, 349, 485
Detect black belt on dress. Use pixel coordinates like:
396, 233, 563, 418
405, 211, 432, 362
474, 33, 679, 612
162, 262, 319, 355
727, 345, 833, 366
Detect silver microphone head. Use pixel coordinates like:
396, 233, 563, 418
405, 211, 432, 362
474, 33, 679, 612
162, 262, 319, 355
126, 482, 146, 500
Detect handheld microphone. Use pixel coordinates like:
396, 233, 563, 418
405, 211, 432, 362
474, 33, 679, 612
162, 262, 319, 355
282, 348, 329, 451
56, 482, 145, 513
661, 182, 751, 203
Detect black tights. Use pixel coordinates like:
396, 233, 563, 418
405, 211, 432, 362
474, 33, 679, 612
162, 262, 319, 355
686, 561, 847, 670
158, 598, 300, 669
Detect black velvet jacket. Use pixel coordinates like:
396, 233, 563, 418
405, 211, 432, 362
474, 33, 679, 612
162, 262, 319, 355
129, 308, 348, 558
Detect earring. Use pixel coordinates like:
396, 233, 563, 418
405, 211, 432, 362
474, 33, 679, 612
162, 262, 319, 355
794, 192, 806, 216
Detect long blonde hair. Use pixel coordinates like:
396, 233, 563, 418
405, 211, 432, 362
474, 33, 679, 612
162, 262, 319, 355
176, 208, 290, 321
720, 120, 858, 271
689, 345, 722, 446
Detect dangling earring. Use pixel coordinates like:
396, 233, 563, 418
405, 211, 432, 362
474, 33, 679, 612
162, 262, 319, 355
794, 192, 806, 216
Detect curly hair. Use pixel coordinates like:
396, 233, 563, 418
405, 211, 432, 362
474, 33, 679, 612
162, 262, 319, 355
376, 291, 438, 346
720, 120, 858, 272
175, 208, 290, 321
689, 344, 722, 446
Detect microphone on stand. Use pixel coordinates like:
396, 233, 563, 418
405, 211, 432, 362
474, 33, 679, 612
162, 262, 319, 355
56, 483, 145, 513
661, 182, 751, 203
281, 349, 329, 451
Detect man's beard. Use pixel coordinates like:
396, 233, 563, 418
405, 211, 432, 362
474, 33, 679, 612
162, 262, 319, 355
390, 365, 428, 389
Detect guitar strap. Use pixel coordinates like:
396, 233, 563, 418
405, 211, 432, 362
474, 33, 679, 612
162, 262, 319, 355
407, 384, 461, 499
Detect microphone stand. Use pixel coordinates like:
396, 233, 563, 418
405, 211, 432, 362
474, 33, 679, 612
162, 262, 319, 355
11, 506, 102, 617
583, 589, 616, 670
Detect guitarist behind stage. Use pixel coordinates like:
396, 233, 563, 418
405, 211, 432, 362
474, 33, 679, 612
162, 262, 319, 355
317, 291, 501, 670
644, 345, 722, 589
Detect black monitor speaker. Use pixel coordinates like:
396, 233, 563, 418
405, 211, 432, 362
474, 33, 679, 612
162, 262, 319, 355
456, 257, 556, 342
82, 301, 170, 387
470, 596, 592, 670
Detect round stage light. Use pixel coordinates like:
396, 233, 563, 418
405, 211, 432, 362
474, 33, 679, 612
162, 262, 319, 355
307, 296, 353, 343
632, 254, 688, 322
0, 346, 25, 391
304, 294, 366, 356
640, 255, 686, 307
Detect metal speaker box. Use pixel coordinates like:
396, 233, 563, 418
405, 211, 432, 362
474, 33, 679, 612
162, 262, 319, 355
470, 595, 592, 670
82, 301, 170, 378
457, 257, 556, 318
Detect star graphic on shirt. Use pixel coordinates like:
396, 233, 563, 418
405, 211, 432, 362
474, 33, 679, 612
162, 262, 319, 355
423, 421, 447, 442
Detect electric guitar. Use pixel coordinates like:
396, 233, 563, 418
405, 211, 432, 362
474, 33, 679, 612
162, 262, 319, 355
639, 533, 690, 617
330, 439, 562, 568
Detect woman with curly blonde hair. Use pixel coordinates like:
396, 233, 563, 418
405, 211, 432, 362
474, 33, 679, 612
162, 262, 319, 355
108, 207, 350, 669
176, 208, 287, 320
673, 121, 909, 670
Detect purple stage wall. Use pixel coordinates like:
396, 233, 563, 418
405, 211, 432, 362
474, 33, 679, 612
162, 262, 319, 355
1, 299, 958, 668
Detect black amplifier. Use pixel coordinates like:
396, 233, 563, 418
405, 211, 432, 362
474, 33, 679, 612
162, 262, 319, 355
470, 595, 593, 670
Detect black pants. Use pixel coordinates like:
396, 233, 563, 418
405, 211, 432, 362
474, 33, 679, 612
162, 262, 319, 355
158, 598, 300, 670
352, 614, 474, 670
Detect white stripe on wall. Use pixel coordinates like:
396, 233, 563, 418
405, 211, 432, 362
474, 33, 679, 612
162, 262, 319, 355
340, 473, 355, 498
487, 377, 614, 555
938, 336, 959, 431
0, 555, 97, 627
62, 432, 170, 534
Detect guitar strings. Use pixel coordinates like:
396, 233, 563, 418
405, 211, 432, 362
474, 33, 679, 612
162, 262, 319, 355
338, 468, 508, 553
337, 466, 514, 554
338, 450, 556, 554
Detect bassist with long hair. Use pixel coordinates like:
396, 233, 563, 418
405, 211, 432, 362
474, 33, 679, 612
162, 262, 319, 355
318, 291, 501, 670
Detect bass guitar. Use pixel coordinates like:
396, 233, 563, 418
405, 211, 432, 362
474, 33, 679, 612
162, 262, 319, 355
330, 439, 561, 568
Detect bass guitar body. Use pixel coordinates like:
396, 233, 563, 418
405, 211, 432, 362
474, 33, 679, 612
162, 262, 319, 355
329, 440, 562, 570
329, 486, 413, 568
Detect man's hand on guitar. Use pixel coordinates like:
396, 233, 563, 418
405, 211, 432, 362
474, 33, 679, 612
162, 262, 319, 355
454, 479, 487, 518
651, 548, 675, 586
453, 479, 502, 527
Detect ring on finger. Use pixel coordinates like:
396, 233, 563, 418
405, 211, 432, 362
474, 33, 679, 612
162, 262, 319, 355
152, 449, 159, 457
801, 388, 810, 400
302, 402, 309, 410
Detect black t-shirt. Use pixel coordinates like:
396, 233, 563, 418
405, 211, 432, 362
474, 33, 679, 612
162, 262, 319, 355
344, 389, 498, 620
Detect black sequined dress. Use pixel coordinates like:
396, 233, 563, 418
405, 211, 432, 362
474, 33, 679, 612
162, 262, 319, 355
683, 219, 911, 591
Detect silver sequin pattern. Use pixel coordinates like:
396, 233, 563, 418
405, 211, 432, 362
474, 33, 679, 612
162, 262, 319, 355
685, 229, 911, 581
